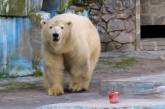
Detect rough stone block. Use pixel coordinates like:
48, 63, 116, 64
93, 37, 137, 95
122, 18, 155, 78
101, 43, 107, 52
109, 31, 121, 39
141, 3, 150, 14
104, 0, 115, 13
90, 3, 100, 10
100, 34, 112, 43
153, 16, 165, 25
117, 10, 133, 19
124, 20, 135, 33
89, 0, 136, 51
108, 19, 125, 32
150, 0, 162, 5
118, 43, 135, 51
106, 42, 122, 51
141, 0, 149, 5
89, 9, 99, 15
114, 32, 135, 43
141, 15, 153, 25
100, 5, 108, 14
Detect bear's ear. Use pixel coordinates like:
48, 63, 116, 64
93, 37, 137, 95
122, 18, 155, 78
67, 21, 72, 26
40, 19, 47, 27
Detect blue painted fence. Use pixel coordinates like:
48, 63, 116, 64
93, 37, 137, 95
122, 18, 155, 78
0, 17, 33, 76
0, 11, 51, 76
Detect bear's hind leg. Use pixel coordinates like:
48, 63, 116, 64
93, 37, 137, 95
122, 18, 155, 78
82, 50, 100, 90
68, 61, 91, 92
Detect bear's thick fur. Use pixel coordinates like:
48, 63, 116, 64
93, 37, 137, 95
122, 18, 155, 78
41, 13, 101, 96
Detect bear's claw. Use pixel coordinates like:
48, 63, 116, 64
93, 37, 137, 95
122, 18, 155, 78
48, 86, 64, 96
68, 80, 88, 92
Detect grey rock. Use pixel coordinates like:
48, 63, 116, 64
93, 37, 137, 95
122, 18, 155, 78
141, 15, 153, 25
101, 43, 107, 52
117, 10, 133, 19
98, 26, 106, 34
141, 0, 149, 5
154, 16, 165, 25
106, 42, 122, 51
113, 0, 125, 11
98, 20, 107, 29
101, 14, 113, 22
89, 0, 136, 51
89, 9, 99, 15
108, 19, 125, 32
113, 0, 135, 11
124, 20, 135, 33
150, 0, 162, 5
141, 3, 150, 14
123, 0, 136, 9
109, 31, 121, 39
90, 3, 100, 10
104, 0, 115, 13
114, 32, 135, 43
90, 15, 100, 22
100, 34, 112, 43
101, 5, 108, 14
118, 43, 135, 51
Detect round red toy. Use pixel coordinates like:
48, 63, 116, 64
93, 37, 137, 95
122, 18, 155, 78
108, 90, 119, 104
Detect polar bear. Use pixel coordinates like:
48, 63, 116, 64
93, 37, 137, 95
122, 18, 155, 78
41, 13, 101, 96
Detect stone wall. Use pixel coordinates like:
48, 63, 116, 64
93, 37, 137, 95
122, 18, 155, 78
89, 0, 136, 51
141, 0, 165, 25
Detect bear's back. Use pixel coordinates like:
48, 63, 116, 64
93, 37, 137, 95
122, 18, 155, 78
50, 13, 92, 28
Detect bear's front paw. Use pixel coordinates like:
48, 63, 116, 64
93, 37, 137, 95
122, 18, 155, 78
48, 85, 64, 96
69, 79, 86, 92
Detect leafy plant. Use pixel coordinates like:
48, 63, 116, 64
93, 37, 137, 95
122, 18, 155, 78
0, 71, 17, 79
110, 57, 138, 69
5, 81, 42, 90
32, 69, 43, 77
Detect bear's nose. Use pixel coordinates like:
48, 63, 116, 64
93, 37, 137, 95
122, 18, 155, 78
52, 33, 59, 38
52, 33, 59, 41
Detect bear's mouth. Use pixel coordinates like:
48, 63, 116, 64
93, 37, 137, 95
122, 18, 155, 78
53, 37, 59, 42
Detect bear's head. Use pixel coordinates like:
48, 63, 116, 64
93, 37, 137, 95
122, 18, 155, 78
41, 19, 72, 45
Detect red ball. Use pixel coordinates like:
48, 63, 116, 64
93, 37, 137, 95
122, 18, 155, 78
108, 90, 119, 104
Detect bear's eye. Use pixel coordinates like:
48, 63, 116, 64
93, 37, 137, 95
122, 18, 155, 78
61, 26, 64, 29
49, 26, 53, 29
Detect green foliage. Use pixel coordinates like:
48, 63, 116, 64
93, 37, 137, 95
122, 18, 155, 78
32, 69, 43, 77
110, 57, 138, 69
100, 57, 138, 69
0, 71, 17, 79
68, 0, 74, 7
5, 81, 42, 90
58, 0, 94, 13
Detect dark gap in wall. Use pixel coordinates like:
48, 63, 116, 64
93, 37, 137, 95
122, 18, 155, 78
141, 25, 165, 38
41, 0, 60, 17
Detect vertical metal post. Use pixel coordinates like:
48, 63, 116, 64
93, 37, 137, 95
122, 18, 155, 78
135, 0, 141, 51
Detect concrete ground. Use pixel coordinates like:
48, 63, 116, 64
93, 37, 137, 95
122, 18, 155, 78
1, 51, 165, 109
38, 98, 165, 109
